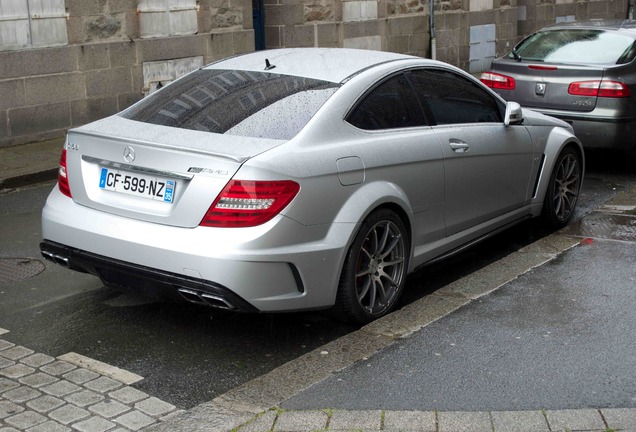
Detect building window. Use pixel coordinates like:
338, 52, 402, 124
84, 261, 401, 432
469, 24, 496, 73
556, 15, 576, 22
0, 0, 68, 51
342, 0, 378, 22
138, 0, 198, 38
469, 0, 493, 11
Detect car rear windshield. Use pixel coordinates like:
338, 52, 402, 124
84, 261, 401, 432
511, 29, 636, 65
121, 69, 339, 140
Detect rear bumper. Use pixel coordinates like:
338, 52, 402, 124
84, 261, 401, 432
40, 240, 258, 312
41, 187, 352, 312
534, 110, 636, 151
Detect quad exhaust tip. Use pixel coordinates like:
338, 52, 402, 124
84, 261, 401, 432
41, 250, 71, 268
177, 288, 236, 310
41, 250, 237, 311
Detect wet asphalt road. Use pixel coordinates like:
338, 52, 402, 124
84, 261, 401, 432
283, 239, 636, 411
0, 155, 634, 410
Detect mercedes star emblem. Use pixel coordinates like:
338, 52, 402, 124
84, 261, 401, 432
123, 146, 135, 163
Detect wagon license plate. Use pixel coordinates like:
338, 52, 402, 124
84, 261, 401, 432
99, 168, 176, 203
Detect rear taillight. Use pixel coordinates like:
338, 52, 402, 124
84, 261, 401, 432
568, 80, 631, 98
58, 149, 72, 198
200, 180, 300, 228
480, 72, 516, 90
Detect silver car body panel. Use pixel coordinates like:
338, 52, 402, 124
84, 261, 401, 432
66, 127, 244, 227
72, 114, 285, 163
42, 186, 352, 311
41, 48, 583, 313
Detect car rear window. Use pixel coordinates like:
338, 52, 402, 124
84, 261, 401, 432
512, 29, 636, 65
121, 69, 339, 140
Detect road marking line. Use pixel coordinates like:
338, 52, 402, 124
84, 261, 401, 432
58, 352, 143, 385
0, 328, 9, 335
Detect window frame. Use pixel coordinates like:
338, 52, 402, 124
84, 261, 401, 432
0, 0, 68, 51
407, 67, 506, 126
344, 67, 506, 132
137, 0, 199, 39
344, 71, 431, 131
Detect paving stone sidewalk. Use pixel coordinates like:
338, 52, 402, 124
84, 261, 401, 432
4, 334, 636, 432
0, 336, 183, 432
233, 407, 636, 431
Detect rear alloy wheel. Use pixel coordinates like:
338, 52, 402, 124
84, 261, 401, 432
542, 147, 582, 228
334, 209, 409, 324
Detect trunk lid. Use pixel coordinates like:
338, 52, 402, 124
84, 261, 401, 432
490, 60, 605, 112
65, 116, 284, 228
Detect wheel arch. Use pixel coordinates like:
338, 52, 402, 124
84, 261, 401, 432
329, 180, 415, 278
536, 136, 584, 227
533, 129, 585, 210
334, 181, 414, 243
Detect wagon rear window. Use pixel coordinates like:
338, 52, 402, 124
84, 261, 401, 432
121, 69, 339, 140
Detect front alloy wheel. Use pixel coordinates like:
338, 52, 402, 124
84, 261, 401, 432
543, 147, 581, 228
334, 209, 409, 323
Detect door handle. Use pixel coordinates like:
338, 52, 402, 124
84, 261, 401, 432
449, 139, 470, 153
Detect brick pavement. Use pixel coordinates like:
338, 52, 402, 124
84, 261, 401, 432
233, 407, 636, 431
0, 333, 183, 432
7, 329, 628, 432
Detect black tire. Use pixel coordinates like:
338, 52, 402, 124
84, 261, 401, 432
332, 209, 410, 324
542, 146, 582, 228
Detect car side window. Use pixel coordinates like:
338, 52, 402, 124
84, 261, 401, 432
408, 69, 503, 125
346, 73, 427, 130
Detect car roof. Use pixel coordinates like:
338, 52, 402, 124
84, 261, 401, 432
204, 48, 418, 83
542, 19, 636, 33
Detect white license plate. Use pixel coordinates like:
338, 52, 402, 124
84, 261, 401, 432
99, 168, 176, 203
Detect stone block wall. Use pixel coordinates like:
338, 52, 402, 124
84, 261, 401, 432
0, 0, 254, 148
265, 0, 628, 72
1, 0, 630, 147
265, 0, 430, 56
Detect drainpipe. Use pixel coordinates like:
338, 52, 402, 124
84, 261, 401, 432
430, 0, 436, 60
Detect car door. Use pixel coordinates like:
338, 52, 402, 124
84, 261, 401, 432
408, 68, 534, 236
345, 72, 447, 250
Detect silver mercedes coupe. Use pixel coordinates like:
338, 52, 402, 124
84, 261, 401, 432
40, 48, 584, 323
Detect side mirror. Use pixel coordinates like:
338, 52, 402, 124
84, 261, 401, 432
504, 101, 523, 126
